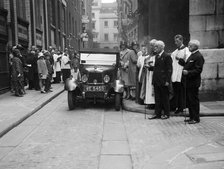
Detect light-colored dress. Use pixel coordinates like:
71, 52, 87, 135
144, 55, 155, 104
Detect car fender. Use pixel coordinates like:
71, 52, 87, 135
64, 78, 78, 91
114, 80, 124, 93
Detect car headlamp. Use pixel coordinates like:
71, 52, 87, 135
81, 74, 88, 83
104, 75, 110, 83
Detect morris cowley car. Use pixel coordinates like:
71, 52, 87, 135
65, 48, 124, 111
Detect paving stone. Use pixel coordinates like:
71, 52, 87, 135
99, 155, 132, 169
103, 124, 126, 141
101, 141, 130, 155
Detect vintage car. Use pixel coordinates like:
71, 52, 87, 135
65, 48, 124, 111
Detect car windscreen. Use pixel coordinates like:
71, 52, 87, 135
80, 53, 116, 65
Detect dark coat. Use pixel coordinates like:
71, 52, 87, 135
179, 50, 204, 88
11, 56, 24, 80
151, 52, 173, 86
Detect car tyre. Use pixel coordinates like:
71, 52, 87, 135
115, 93, 121, 111
68, 91, 76, 110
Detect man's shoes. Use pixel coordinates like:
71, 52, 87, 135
188, 120, 200, 124
41, 91, 46, 94
148, 115, 161, 120
15, 94, 23, 97
161, 115, 169, 120
174, 109, 183, 114
184, 119, 191, 122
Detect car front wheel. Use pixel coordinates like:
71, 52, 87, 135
68, 91, 76, 110
115, 93, 121, 111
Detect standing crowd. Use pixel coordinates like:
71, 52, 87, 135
119, 35, 205, 124
9, 34, 205, 124
9, 45, 80, 97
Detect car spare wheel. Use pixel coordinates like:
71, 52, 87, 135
68, 91, 76, 110
115, 93, 121, 111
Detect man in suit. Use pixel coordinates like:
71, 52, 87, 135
179, 40, 204, 124
148, 40, 173, 120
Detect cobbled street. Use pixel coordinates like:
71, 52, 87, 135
0, 92, 224, 169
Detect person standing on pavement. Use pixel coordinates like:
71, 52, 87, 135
148, 40, 173, 120
33, 47, 41, 90
11, 49, 24, 97
37, 52, 48, 93
119, 41, 130, 99
170, 35, 191, 114
44, 51, 53, 92
179, 40, 204, 124
144, 39, 157, 108
61, 48, 71, 82
26, 46, 36, 90
127, 41, 138, 100
137, 44, 148, 104
71, 51, 80, 70
53, 49, 62, 83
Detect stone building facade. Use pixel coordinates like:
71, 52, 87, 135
92, 0, 119, 49
0, 0, 90, 92
118, 0, 224, 100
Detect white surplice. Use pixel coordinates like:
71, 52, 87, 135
144, 55, 155, 104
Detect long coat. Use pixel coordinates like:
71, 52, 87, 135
127, 50, 138, 86
179, 50, 204, 88
37, 58, 48, 79
120, 49, 130, 86
11, 56, 23, 81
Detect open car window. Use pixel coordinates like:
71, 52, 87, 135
80, 53, 116, 65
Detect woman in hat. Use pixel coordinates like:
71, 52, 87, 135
37, 52, 48, 93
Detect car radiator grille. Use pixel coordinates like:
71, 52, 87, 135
88, 73, 103, 83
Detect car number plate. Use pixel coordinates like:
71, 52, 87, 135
86, 86, 106, 92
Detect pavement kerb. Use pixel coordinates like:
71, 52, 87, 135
0, 89, 65, 138
122, 100, 224, 116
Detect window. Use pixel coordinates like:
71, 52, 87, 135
16, 0, 26, 20
57, 0, 60, 29
74, 0, 77, 7
113, 33, 118, 41
92, 22, 96, 29
50, 0, 56, 26
114, 20, 118, 27
0, 1, 4, 8
93, 32, 98, 39
104, 33, 109, 41
62, 6, 65, 32
104, 21, 108, 27
92, 13, 95, 18
72, 17, 74, 34
35, 0, 42, 29
69, 12, 71, 32
92, 1, 98, 6
75, 20, 77, 35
